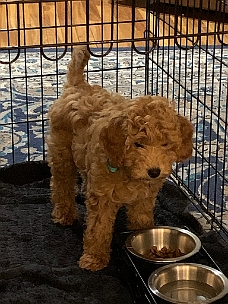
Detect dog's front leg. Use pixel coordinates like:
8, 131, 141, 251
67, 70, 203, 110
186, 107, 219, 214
126, 197, 156, 230
79, 196, 120, 271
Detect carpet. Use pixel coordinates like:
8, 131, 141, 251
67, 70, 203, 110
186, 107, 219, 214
0, 47, 228, 229
1, 161, 228, 304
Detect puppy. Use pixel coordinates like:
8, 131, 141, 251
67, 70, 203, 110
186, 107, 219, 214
47, 46, 193, 271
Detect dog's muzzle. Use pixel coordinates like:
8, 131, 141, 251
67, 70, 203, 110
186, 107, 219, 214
147, 167, 161, 178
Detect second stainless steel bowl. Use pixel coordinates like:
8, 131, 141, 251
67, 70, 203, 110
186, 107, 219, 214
148, 263, 228, 303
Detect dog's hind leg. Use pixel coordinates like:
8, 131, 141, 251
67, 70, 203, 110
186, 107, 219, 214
48, 137, 78, 226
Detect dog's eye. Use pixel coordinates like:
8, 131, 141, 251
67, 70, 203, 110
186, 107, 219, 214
162, 142, 169, 147
134, 142, 144, 148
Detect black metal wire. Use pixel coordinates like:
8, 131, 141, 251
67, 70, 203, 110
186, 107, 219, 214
0, 0, 228, 236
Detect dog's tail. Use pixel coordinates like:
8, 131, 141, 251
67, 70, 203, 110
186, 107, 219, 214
66, 46, 90, 86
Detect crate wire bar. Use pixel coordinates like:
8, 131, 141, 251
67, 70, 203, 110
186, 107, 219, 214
148, 1, 228, 239
0, 0, 228, 238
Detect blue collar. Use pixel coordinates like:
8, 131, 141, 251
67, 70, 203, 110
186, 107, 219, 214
107, 160, 118, 173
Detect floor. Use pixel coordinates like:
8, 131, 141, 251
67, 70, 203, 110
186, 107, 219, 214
0, 0, 227, 48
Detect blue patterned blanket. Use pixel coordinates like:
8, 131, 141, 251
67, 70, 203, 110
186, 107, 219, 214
0, 47, 228, 231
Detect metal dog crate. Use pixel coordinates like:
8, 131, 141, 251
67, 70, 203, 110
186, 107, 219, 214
0, 0, 228, 237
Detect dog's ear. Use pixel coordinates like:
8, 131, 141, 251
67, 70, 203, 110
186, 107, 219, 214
176, 115, 194, 162
99, 116, 127, 167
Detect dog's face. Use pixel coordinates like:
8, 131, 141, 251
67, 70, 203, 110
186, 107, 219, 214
100, 96, 193, 181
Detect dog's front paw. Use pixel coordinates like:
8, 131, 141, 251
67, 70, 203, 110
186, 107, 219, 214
79, 253, 109, 271
52, 207, 77, 226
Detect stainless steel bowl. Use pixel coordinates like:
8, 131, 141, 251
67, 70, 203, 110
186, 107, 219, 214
148, 263, 228, 303
125, 226, 201, 263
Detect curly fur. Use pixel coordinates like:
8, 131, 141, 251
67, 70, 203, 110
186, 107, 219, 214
47, 46, 194, 271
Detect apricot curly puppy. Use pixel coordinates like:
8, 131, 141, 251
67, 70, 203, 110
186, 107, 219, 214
47, 46, 193, 271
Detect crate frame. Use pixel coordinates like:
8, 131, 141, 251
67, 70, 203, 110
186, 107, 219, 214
0, 0, 228, 238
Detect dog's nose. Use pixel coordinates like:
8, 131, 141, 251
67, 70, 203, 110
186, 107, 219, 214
148, 167, 161, 178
